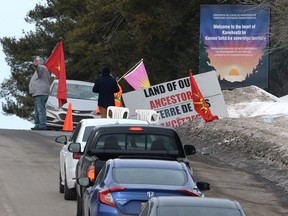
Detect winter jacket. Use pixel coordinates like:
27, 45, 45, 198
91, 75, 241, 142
92, 69, 119, 108
29, 57, 51, 97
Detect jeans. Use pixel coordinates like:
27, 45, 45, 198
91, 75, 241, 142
34, 95, 48, 128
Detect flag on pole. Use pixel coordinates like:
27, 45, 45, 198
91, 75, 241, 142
189, 69, 219, 122
124, 60, 151, 90
45, 39, 67, 108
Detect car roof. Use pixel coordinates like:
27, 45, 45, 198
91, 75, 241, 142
52, 79, 94, 86
79, 118, 149, 127
110, 158, 185, 169
151, 196, 243, 209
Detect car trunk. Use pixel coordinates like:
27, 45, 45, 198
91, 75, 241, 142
110, 185, 198, 215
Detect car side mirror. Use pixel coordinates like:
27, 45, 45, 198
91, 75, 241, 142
55, 135, 67, 144
196, 181, 210, 191
184, 145, 196, 155
68, 143, 81, 153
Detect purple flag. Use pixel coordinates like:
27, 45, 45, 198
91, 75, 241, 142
124, 61, 151, 90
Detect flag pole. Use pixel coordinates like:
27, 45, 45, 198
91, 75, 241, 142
117, 58, 143, 82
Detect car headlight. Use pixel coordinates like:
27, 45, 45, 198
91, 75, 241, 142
46, 104, 60, 111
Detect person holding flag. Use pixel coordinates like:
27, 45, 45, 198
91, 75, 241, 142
29, 56, 51, 130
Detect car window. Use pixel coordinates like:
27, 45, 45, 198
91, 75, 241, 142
94, 166, 105, 185
92, 133, 179, 154
50, 82, 58, 96
82, 126, 96, 142
70, 122, 81, 142
113, 168, 187, 186
67, 83, 98, 100
158, 206, 243, 216
51, 82, 98, 101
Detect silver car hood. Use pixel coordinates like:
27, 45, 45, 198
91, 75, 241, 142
47, 96, 97, 111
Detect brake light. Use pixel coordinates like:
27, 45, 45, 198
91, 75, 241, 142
86, 164, 96, 182
129, 127, 143, 131
177, 189, 201, 197
99, 187, 126, 207
72, 152, 82, 160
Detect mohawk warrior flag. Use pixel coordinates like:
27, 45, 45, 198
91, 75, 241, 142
189, 69, 219, 122
124, 60, 151, 90
45, 39, 67, 108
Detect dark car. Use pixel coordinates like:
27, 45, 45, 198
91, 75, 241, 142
68, 124, 197, 216
77, 158, 210, 216
139, 196, 247, 216
57, 118, 148, 201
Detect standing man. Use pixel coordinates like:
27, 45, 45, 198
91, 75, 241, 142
92, 67, 119, 118
29, 56, 51, 130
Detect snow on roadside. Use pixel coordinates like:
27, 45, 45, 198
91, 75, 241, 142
177, 85, 288, 193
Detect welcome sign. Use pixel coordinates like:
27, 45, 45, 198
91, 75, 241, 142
199, 5, 270, 89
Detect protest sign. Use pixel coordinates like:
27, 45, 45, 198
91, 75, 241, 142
122, 71, 228, 128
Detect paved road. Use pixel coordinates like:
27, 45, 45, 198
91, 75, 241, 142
0, 129, 74, 216
0, 129, 287, 216
191, 153, 288, 216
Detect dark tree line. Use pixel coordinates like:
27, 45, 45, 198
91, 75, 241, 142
0, 0, 287, 122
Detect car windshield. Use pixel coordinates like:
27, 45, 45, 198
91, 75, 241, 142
50, 83, 98, 101
113, 168, 187, 186
158, 206, 243, 216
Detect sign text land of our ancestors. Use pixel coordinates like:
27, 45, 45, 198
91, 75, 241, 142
122, 71, 229, 128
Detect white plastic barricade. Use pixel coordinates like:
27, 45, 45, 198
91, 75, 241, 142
135, 109, 160, 124
107, 106, 129, 119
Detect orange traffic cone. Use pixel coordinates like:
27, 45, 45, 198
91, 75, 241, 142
62, 103, 73, 131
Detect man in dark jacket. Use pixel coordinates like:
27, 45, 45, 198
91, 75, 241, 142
92, 67, 120, 118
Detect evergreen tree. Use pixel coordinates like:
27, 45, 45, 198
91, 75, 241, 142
199, 35, 216, 73
0, 0, 251, 121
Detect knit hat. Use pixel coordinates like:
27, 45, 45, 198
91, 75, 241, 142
102, 67, 110, 74
34, 56, 44, 65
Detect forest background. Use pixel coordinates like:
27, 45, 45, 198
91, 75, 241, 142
1, 0, 287, 122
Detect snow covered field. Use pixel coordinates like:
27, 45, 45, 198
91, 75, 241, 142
177, 85, 288, 193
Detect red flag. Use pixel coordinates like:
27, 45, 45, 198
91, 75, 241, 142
45, 39, 67, 108
189, 69, 219, 122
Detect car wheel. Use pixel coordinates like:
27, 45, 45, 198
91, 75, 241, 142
64, 177, 77, 200
76, 192, 83, 216
59, 171, 64, 193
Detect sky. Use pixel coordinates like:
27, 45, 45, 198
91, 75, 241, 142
0, 0, 43, 129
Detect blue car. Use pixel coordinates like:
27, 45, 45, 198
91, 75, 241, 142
77, 158, 210, 216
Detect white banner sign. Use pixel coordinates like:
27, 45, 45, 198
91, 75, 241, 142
122, 71, 228, 128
